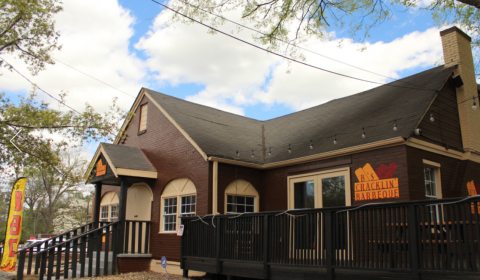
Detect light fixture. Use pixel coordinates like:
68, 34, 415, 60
251, 150, 254, 158
268, 147, 272, 156
473, 96, 477, 110
288, 143, 291, 154
236, 150, 240, 157
393, 120, 398, 131
310, 140, 313, 149
430, 113, 434, 122
362, 127, 366, 139
333, 134, 337, 145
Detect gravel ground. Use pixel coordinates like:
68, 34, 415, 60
78, 271, 190, 280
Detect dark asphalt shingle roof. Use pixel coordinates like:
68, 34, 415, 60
145, 66, 454, 165
101, 143, 156, 172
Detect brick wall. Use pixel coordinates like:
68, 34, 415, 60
216, 146, 410, 212
406, 146, 480, 200
117, 256, 151, 274
118, 94, 211, 262
440, 27, 480, 152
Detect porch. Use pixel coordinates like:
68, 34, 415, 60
180, 196, 480, 280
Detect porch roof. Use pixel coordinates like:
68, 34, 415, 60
86, 143, 157, 184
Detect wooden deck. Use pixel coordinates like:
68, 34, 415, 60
181, 197, 480, 280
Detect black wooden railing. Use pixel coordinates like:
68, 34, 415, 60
181, 196, 480, 279
16, 221, 107, 279
16, 220, 150, 280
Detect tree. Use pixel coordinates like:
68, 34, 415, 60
168, 0, 480, 68
0, 0, 62, 75
23, 148, 91, 234
0, 91, 124, 177
53, 194, 91, 234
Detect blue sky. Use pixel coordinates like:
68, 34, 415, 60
0, 0, 454, 156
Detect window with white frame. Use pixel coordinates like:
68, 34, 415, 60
423, 160, 442, 222
226, 195, 255, 213
288, 167, 351, 209
163, 197, 177, 232
160, 178, 197, 233
224, 180, 259, 214
110, 204, 119, 222
100, 206, 109, 222
424, 166, 438, 199
99, 192, 120, 222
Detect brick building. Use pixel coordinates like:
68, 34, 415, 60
86, 26, 480, 273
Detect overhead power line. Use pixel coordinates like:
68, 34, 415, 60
52, 58, 136, 98
174, 0, 400, 82
1, 57, 81, 114
149, 0, 438, 92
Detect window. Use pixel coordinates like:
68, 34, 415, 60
288, 168, 351, 209
110, 205, 119, 222
100, 206, 109, 222
424, 166, 437, 199
139, 104, 148, 132
163, 198, 177, 232
227, 195, 255, 213
224, 180, 259, 214
99, 192, 119, 222
288, 168, 350, 251
160, 178, 197, 233
423, 160, 442, 222
423, 160, 442, 200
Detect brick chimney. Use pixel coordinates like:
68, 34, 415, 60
440, 26, 480, 152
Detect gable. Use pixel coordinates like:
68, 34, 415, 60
413, 77, 463, 150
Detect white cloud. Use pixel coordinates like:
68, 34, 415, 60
257, 28, 443, 111
1, 0, 146, 113
137, 8, 443, 114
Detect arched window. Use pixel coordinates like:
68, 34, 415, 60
224, 179, 259, 214
160, 178, 196, 233
100, 192, 119, 222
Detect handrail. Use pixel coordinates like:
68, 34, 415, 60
181, 195, 480, 222
37, 221, 120, 254
16, 221, 99, 254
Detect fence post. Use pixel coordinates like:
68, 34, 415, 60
407, 204, 421, 280
325, 210, 335, 280
263, 214, 270, 280
180, 220, 188, 278
17, 250, 26, 280
215, 217, 222, 274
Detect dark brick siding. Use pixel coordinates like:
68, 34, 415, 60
406, 146, 480, 200
117, 256, 151, 274
117, 94, 210, 262
91, 92, 480, 266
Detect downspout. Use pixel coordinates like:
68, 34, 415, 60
212, 161, 218, 214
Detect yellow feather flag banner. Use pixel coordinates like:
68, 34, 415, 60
1, 177, 27, 272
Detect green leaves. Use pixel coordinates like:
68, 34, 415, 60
0, 90, 125, 176
0, 0, 62, 75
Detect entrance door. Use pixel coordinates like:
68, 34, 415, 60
126, 184, 153, 253
288, 168, 351, 259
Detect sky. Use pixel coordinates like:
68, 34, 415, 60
0, 0, 466, 157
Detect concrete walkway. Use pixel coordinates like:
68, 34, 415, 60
150, 259, 205, 278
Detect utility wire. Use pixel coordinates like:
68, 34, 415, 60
52, 58, 136, 98
1, 57, 81, 115
149, 0, 438, 92
174, 0, 403, 83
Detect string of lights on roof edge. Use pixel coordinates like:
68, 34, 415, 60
222, 95, 480, 160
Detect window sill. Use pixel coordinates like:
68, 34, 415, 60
138, 130, 146, 136
158, 231, 177, 234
